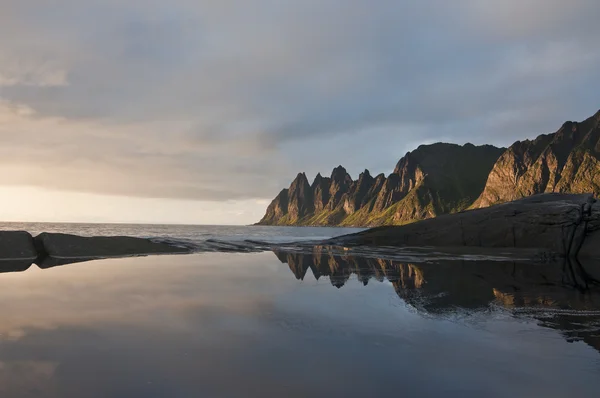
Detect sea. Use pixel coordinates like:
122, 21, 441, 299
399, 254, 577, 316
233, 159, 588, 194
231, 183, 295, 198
0, 222, 363, 245
0, 222, 599, 398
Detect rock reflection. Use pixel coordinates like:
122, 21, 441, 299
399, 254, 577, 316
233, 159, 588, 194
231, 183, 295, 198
274, 249, 600, 354
2, 246, 600, 356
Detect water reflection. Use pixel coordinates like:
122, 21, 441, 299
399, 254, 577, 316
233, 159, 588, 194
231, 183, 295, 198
275, 250, 600, 354
2, 249, 600, 356
0, 251, 599, 397
2, 249, 600, 355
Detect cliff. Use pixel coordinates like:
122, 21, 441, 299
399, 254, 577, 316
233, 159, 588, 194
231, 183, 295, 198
474, 109, 600, 208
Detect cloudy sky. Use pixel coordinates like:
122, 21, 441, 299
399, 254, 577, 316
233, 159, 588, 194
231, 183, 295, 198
1, 0, 599, 224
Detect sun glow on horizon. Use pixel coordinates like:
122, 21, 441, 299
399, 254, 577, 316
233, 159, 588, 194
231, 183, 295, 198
0, 186, 266, 225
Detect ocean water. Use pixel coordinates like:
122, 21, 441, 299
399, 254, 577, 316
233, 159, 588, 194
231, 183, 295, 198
0, 222, 363, 244
0, 222, 365, 254
1, 223, 600, 397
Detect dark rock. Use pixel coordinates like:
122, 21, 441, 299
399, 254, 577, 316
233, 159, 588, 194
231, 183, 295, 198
330, 193, 600, 260
0, 231, 38, 259
0, 260, 33, 273
1, 231, 190, 271
33, 233, 191, 261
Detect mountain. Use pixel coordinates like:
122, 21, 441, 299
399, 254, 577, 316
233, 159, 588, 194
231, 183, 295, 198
258, 109, 600, 227
342, 143, 504, 226
258, 143, 504, 226
474, 109, 600, 208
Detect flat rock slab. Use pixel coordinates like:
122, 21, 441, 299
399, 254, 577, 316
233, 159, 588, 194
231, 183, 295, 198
34, 233, 191, 260
0, 231, 192, 272
329, 193, 600, 260
0, 231, 38, 260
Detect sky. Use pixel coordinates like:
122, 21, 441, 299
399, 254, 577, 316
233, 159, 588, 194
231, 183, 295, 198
1, 0, 599, 224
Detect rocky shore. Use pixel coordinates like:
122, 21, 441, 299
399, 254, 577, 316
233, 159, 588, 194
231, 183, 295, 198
328, 193, 600, 261
0, 232, 191, 271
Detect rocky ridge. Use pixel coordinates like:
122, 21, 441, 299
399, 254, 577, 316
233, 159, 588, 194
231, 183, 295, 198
259, 109, 600, 227
474, 109, 600, 208
259, 143, 504, 226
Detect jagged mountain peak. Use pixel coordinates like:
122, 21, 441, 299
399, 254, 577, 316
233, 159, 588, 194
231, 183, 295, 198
330, 165, 351, 180
258, 142, 504, 226
292, 172, 308, 182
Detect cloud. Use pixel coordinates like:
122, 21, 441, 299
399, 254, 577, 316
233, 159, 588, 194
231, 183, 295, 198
0, 0, 598, 205
462, 0, 600, 39
0, 99, 287, 200
0, 61, 67, 87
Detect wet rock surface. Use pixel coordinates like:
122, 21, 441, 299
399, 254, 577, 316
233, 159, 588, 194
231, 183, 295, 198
329, 193, 600, 260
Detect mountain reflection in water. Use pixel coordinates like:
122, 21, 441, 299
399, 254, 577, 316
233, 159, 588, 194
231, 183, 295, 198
275, 250, 600, 354
1, 249, 600, 397
2, 248, 600, 357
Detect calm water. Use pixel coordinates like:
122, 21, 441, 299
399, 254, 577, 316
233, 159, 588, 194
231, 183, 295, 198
0, 224, 599, 397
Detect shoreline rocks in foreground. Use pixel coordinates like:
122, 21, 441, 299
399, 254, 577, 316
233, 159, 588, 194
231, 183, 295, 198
34, 233, 191, 259
328, 193, 600, 261
0, 232, 191, 271
0, 231, 38, 261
